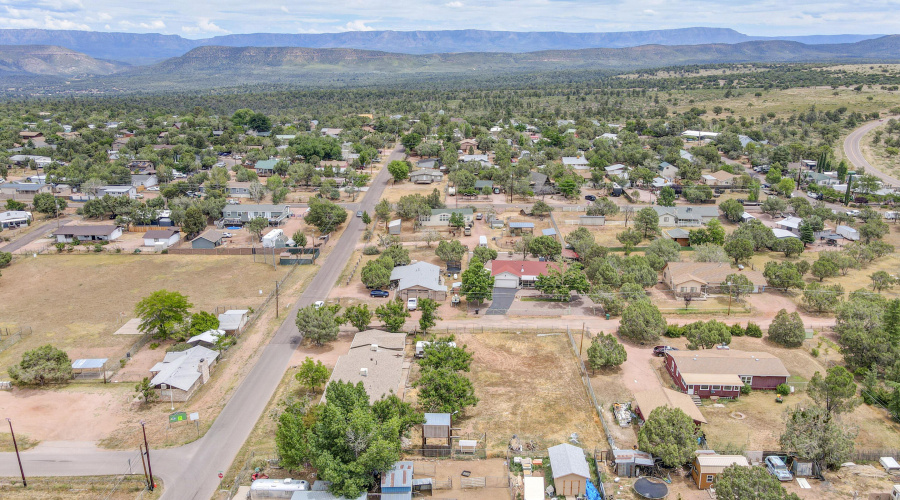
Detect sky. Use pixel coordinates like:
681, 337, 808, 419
0, 0, 897, 38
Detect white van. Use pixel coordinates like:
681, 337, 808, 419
478, 235, 488, 247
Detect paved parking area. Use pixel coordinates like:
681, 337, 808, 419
486, 287, 517, 314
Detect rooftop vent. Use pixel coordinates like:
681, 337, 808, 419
371, 343, 378, 351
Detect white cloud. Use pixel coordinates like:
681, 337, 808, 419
643, 9, 656, 14
281, 5, 289, 13
341, 20, 375, 31
96, 12, 111, 21
182, 18, 229, 35
445, 1, 464, 7
119, 19, 166, 30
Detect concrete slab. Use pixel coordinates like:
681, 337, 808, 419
114, 318, 143, 335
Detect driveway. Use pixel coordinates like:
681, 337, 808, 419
486, 287, 517, 314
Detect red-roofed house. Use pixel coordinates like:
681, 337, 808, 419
491, 260, 558, 289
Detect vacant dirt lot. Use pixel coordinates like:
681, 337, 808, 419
440, 332, 603, 454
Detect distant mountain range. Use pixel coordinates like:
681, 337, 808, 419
0, 27, 886, 65
1, 35, 899, 90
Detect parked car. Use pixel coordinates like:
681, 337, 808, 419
652, 346, 678, 357
407, 297, 418, 311
356, 211, 363, 218
222, 232, 233, 238
806, 191, 822, 199
370, 290, 390, 298
314, 301, 325, 309
584, 194, 597, 202
476, 213, 483, 220
227, 199, 240, 205
765, 456, 793, 482
146, 186, 160, 191
846, 209, 861, 217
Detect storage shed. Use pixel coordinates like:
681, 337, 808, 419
691, 453, 749, 489
381, 461, 413, 499
388, 219, 402, 235
509, 221, 535, 235
422, 413, 452, 446
548, 443, 590, 496
612, 449, 655, 477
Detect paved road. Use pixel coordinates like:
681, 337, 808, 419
0, 148, 403, 498
0, 217, 70, 253
844, 117, 900, 186
485, 288, 517, 315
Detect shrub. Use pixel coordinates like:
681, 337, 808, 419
776, 383, 791, 396
811, 348, 819, 357
149, 342, 160, 349
166, 342, 192, 352
730, 324, 744, 337
363, 246, 381, 255
665, 325, 684, 338
93, 243, 103, 252
745, 322, 763, 338
740, 384, 752, 395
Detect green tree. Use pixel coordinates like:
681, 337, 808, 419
637, 406, 700, 467
343, 304, 373, 332
460, 257, 494, 304
472, 246, 498, 263
189, 311, 219, 336
401, 133, 423, 151
415, 368, 478, 414
780, 405, 856, 471
724, 238, 754, 264
295, 304, 340, 346
860, 216, 889, 243
634, 207, 660, 239
182, 206, 206, 238
768, 309, 806, 347
436, 239, 466, 264
684, 320, 732, 349
586, 333, 627, 373
719, 199, 744, 223
871, 270, 895, 291
775, 177, 796, 197
808, 366, 859, 416
619, 300, 666, 343
0, 252, 11, 268
376, 299, 410, 332
527, 235, 562, 259
134, 290, 193, 340
387, 160, 411, 182
375, 199, 392, 222
715, 465, 801, 500
722, 273, 754, 302
531, 200, 553, 216
692, 243, 729, 263
763, 262, 805, 291
418, 298, 441, 333
776, 238, 805, 257
657, 186, 676, 207
361, 258, 393, 289
448, 211, 465, 229
295, 356, 330, 393
292, 230, 307, 248
361, 211, 371, 225
6, 199, 26, 211
305, 197, 348, 234
616, 228, 644, 253
246, 217, 269, 241
381, 245, 410, 266
420, 340, 473, 372
802, 283, 844, 313
32, 193, 67, 216
7, 345, 73, 386
644, 238, 681, 270
134, 377, 158, 404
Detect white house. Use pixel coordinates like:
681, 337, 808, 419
218, 309, 249, 334
149, 346, 219, 402
0, 210, 32, 229
418, 208, 474, 227
98, 185, 138, 199
142, 228, 181, 249
776, 216, 803, 235
562, 156, 589, 169
53, 225, 122, 243
409, 169, 443, 184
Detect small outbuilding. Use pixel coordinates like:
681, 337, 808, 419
388, 219, 402, 235
143, 228, 181, 249
692, 453, 749, 489
612, 449, 655, 478
218, 309, 249, 334
380, 461, 413, 500
836, 225, 860, 241
71, 358, 109, 381
548, 443, 590, 496
191, 229, 224, 249
509, 221, 535, 235
421, 413, 452, 446
187, 329, 225, 348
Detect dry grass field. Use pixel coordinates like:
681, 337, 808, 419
0, 476, 160, 500
445, 332, 604, 454
0, 254, 303, 373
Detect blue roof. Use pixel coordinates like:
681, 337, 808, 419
542, 228, 557, 236
72, 358, 108, 369
510, 222, 535, 229
255, 159, 278, 170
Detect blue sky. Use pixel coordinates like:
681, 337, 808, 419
0, 0, 896, 37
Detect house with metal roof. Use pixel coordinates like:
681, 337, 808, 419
562, 155, 589, 169
662, 262, 766, 298
53, 225, 122, 243
491, 260, 558, 289
0, 210, 32, 229
776, 216, 803, 234
149, 346, 219, 402
548, 443, 590, 496
417, 208, 473, 228
98, 185, 138, 199
325, 330, 406, 403
474, 180, 494, 191
218, 310, 249, 334
653, 205, 719, 227
390, 262, 447, 300
665, 350, 790, 399
187, 330, 225, 349
409, 168, 443, 184
0, 182, 51, 196
692, 453, 750, 489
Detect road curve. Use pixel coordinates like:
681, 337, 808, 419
843, 117, 900, 187
0, 148, 402, 499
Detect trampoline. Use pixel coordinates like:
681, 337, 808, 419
633, 477, 668, 499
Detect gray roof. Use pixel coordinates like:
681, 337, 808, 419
195, 229, 223, 243
390, 262, 447, 292
72, 358, 107, 370
187, 329, 225, 345
4, 182, 46, 191
53, 225, 118, 237
150, 346, 219, 391
143, 229, 179, 239
430, 208, 473, 216
548, 443, 590, 479
653, 205, 719, 220
223, 204, 288, 214
388, 219, 402, 227
666, 228, 690, 238
474, 180, 494, 189
218, 310, 248, 331
325, 330, 407, 403
542, 228, 557, 236
509, 222, 535, 229
424, 413, 451, 427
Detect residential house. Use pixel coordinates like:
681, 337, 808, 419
98, 185, 137, 199
149, 346, 219, 402
599, 133, 618, 141
562, 155, 589, 169
131, 174, 158, 189
775, 216, 803, 235
9, 155, 52, 168
682, 130, 719, 140
409, 168, 443, 184
692, 453, 750, 489
460, 154, 490, 166
217, 309, 249, 334
390, 262, 448, 301
254, 159, 278, 177
653, 206, 719, 227
836, 225, 860, 241
0, 210, 32, 229
605, 164, 628, 178
191, 229, 224, 249
459, 138, 478, 152
0, 182, 51, 197
127, 160, 155, 174
530, 171, 556, 195
701, 170, 738, 186
634, 386, 707, 425
142, 229, 181, 249
772, 228, 800, 240
662, 262, 766, 298
325, 329, 406, 403
658, 162, 679, 181
804, 171, 841, 187
664, 228, 691, 246
221, 204, 292, 225
680, 149, 695, 162
53, 225, 122, 243
222, 181, 252, 198
547, 443, 590, 497
320, 127, 342, 138
491, 260, 557, 289
474, 180, 494, 192
665, 350, 790, 398
417, 208, 474, 228
187, 330, 225, 349
417, 158, 440, 170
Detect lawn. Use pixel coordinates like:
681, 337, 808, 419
431, 331, 604, 454
0, 254, 297, 373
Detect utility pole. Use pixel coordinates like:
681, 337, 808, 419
275, 280, 280, 318
7, 419, 26, 487
141, 421, 154, 491
579, 323, 586, 357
